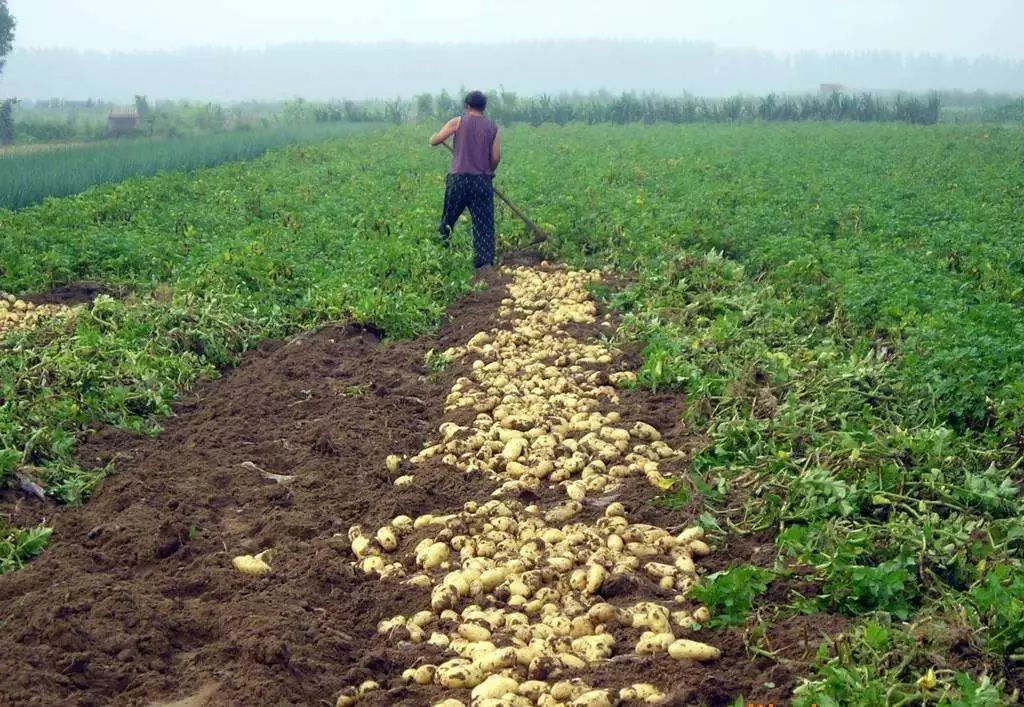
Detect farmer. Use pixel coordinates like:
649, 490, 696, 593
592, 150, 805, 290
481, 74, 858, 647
429, 90, 501, 269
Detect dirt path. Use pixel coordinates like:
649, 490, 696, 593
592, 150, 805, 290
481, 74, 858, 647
0, 264, 838, 706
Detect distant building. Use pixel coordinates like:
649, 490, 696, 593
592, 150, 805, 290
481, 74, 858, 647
107, 110, 139, 136
819, 83, 848, 94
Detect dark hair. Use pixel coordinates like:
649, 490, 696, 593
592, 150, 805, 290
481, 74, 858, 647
465, 91, 487, 111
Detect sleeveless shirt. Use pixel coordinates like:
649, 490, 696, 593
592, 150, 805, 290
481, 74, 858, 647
450, 112, 498, 177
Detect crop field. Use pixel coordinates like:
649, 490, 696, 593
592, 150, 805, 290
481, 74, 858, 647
0, 122, 377, 210
0, 122, 1022, 706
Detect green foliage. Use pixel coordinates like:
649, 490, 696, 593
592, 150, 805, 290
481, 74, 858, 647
424, 348, 453, 373
474, 90, 942, 126
688, 565, 774, 627
0, 123, 378, 209
792, 620, 1008, 706
0, 129, 479, 506
0, 0, 13, 75
0, 99, 13, 145
1, 122, 1022, 701
0, 524, 51, 573
966, 563, 1024, 654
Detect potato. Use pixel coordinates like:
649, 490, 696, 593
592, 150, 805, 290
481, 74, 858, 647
584, 564, 606, 594
556, 652, 587, 670
385, 454, 401, 473
412, 664, 436, 685
375, 526, 398, 551
571, 633, 615, 662
350, 535, 371, 558
566, 481, 587, 500
668, 638, 721, 661
472, 675, 520, 701
232, 550, 272, 575
476, 646, 517, 672
674, 554, 696, 574
391, 515, 413, 530
419, 542, 450, 569
569, 615, 595, 638
436, 661, 484, 689
431, 583, 460, 611
571, 690, 613, 707
458, 622, 491, 642
645, 562, 676, 579
428, 632, 450, 649
688, 539, 712, 557
502, 438, 527, 461
620, 684, 664, 703
360, 556, 384, 574
518, 680, 550, 700
636, 631, 675, 654
394, 475, 415, 487
550, 681, 582, 701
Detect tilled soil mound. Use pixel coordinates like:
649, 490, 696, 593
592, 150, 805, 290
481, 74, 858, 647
0, 266, 841, 707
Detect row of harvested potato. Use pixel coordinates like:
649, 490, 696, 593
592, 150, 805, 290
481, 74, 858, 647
0, 292, 73, 335
337, 267, 719, 706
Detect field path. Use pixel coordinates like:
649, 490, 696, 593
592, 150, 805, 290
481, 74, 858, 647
0, 263, 828, 706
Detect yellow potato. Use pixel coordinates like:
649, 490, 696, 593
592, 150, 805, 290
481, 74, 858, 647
571, 690, 613, 707
636, 631, 675, 654
231, 550, 272, 575
471, 675, 520, 701
375, 527, 397, 551
436, 661, 484, 689
668, 638, 721, 661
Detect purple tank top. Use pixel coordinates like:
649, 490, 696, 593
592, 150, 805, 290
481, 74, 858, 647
450, 113, 498, 177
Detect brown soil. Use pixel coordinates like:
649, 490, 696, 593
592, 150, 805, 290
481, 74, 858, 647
24, 281, 118, 306
0, 264, 846, 707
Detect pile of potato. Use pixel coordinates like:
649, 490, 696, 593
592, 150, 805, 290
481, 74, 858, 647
338, 267, 719, 707
0, 292, 73, 335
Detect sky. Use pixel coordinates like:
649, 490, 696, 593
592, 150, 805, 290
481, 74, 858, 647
7, 0, 1024, 59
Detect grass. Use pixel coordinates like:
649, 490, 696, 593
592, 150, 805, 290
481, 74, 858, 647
1, 122, 1022, 702
0, 123, 380, 210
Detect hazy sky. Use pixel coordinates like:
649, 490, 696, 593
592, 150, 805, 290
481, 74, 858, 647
8, 0, 1024, 59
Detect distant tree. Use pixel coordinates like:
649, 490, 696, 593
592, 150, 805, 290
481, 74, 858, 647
0, 99, 14, 145
415, 93, 434, 121
134, 95, 151, 117
384, 98, 408, 125
0, 0, 14, 77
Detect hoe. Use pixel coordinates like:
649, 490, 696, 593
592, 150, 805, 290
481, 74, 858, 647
443, 141, 548, 244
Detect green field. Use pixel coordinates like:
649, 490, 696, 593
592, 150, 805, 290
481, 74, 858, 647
0, 122, 378, 209
1, 122, 1023, 703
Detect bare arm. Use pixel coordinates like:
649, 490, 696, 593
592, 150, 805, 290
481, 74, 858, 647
491, 130, 501, 171
429, 117, 460, 146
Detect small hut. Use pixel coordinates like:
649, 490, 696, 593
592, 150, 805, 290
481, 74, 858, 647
107, 110, 139, 136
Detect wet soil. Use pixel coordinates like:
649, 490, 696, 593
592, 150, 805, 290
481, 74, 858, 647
0, 264, 847, 707
23, 281, 118, 306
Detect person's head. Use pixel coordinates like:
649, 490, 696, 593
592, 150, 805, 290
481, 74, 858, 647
465, 91, 487, 112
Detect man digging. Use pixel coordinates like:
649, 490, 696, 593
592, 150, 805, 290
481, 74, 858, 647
430, 90, 501, 270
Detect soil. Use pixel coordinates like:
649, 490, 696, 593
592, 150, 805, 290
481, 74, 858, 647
0, 263, 847, 707
23, 281, 118, 306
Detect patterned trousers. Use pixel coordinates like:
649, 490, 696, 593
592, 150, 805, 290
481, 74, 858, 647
439, 174, 495, 268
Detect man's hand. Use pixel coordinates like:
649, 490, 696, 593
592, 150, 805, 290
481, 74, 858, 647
429, 117, 460, 146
